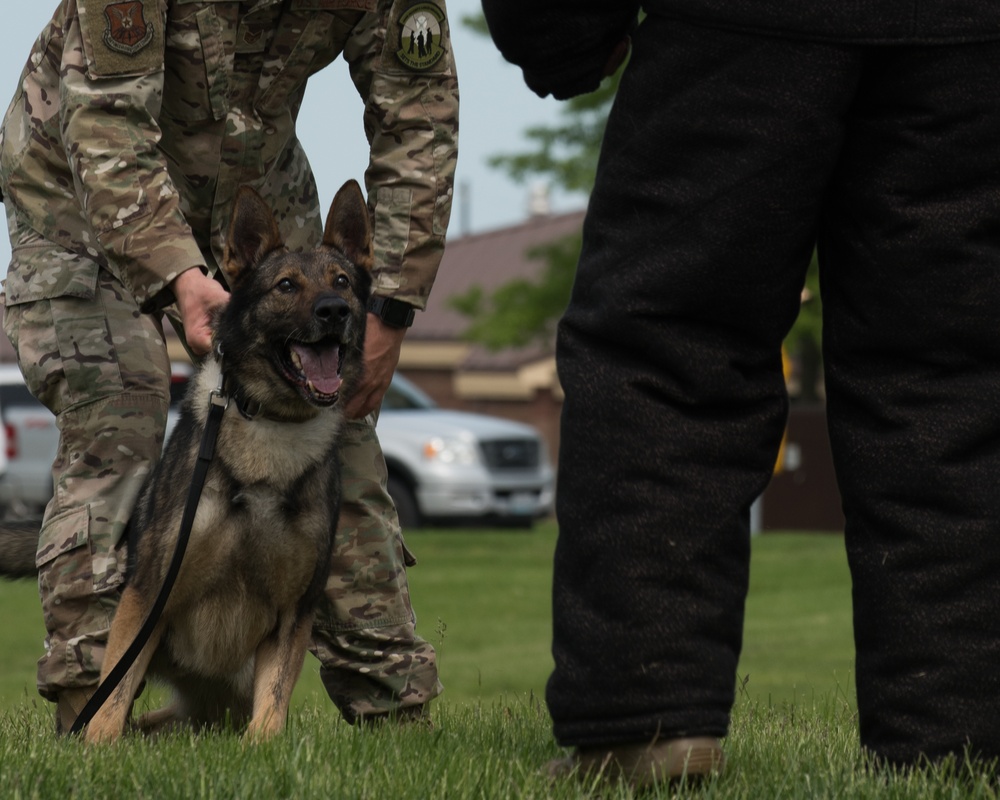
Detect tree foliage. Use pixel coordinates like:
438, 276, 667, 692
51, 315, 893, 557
486, 81, 617, 196
449, 234, 582, 350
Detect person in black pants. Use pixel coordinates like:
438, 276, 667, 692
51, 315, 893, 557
483, 1, 1000, 787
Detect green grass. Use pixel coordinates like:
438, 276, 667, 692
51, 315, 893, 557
405, 527, 556, 703
739, 531, 855, 709
405, 524, 857, 712
0, 524, 855, 710
3, 524, 992, 798
1, 691, 996, 798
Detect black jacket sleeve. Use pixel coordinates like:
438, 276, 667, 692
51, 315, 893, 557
482, 1, 641, 99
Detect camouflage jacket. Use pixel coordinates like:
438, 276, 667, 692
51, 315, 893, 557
0, 0, 458, 313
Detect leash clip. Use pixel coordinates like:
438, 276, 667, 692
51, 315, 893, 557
210, 344, 230, 411
209, 389, 230, 411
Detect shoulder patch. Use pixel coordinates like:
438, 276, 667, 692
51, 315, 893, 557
82, 0, 163, 78
393, 2, 446, 71
103, 2, 155, 55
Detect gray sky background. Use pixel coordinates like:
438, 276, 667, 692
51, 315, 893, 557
0, 2, 588, 278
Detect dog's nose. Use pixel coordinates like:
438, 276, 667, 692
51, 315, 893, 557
314, 294, 350, 322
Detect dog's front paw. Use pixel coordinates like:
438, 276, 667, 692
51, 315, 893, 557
84, 715, 124, 745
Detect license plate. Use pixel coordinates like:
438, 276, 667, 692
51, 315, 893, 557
508, 492, 536, 515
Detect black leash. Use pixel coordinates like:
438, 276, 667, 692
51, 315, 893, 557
69, 382, 229, 736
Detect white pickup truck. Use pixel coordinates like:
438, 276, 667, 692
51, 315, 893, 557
378, 374, 554, 528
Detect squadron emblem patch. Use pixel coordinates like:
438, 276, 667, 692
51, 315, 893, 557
396, 3, 445, 71
103, 1, 154, 56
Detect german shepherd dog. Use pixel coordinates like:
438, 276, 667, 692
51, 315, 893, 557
2, 179, 373, 742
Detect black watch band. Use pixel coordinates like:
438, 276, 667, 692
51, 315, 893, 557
367, 295, 416, 328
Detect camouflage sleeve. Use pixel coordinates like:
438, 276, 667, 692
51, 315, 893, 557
61, 0, 206, 310
343, 0, 459, 311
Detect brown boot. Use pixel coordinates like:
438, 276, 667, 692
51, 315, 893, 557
547, 736, 724, 788
358, 704, 432, 729
55, 688, 96, 735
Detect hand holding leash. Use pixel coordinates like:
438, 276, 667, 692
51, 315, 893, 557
172, 269, 230, 356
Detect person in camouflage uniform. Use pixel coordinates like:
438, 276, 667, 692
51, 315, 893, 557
0, 0, 458, 733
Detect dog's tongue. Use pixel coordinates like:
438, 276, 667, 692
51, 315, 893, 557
292, 343, 342, 395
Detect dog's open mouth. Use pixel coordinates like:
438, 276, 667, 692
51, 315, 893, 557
280, 339, 345, 405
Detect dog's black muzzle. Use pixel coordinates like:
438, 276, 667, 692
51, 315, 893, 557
313, 293, 351, 327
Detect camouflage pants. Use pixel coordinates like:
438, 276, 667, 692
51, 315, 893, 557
2, 209, 440, 719
311, 417, 442, 722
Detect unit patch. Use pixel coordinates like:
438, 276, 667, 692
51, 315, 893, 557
235, 21, 269, 54
395, 3, 445, 71
103, 1, 155, 56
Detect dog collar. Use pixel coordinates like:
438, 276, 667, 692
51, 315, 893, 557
231, 384, 263, 421
212, 346, 260, 421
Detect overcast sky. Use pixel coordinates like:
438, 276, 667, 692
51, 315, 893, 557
0, 1, 588, 278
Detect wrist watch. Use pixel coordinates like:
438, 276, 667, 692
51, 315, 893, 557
367, 295, 416, 328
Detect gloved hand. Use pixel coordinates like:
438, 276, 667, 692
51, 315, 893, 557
523, 34, 632, 100
482, 2, 640, 100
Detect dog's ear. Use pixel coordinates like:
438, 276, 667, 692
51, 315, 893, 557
222, 187, 285, 286
322, 179, 374, 272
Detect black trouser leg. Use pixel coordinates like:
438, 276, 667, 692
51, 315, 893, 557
821, 42, 1000, 766
547, 18, 857, 747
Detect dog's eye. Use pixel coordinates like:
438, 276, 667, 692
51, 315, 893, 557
335, 275, 350, 288
276, 278, 297, 293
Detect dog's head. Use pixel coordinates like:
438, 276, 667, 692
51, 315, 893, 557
216, 180, 373, 416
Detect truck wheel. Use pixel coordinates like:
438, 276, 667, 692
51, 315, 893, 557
387, 475, 421, 531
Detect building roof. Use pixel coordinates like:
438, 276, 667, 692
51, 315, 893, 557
411, 209, 585, 344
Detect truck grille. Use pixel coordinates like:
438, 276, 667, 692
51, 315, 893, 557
479, 438, 540, 470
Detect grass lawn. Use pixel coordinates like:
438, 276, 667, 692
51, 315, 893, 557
5, 524, 998, 798
739, 530, 855, 710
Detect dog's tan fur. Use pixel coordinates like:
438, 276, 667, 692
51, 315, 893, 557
85, 180, 373, 743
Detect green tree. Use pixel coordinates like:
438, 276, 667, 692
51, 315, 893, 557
455, 14, 823, 399
449, 234, 582, 350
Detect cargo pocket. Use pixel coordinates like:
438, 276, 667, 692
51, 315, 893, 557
36, 506, 95, 617
372, 186, 411, 291
161, 3, 231, 122
52, 310, 123, 408
254, 13, 334, 118
36, 506, 126, 608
